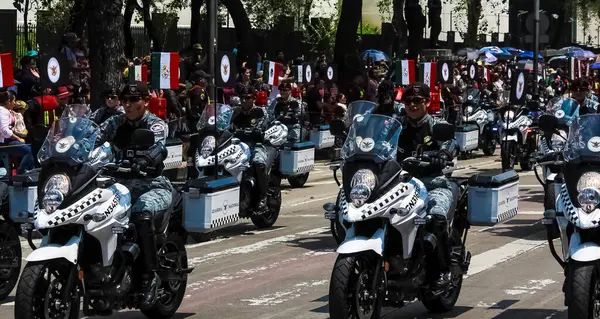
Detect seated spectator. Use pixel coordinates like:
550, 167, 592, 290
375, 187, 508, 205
12, 100, 27, 138
0, 91, 34, 173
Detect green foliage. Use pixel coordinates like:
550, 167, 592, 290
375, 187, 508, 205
36, 0, 73, 36
302, 0, 340, 56
243, 0, 307, 30
575, 0, 600, 36
359, 21, 381, 35
377, 0, 393, 23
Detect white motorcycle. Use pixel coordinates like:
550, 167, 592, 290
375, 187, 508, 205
541, 113, 600, 318
326, 114, 470, 318
15, 117, 191, 318
196, 104, 286, 229
498, 105, 537, 170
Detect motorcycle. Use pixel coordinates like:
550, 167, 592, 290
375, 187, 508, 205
195, 103, 284, 230
326, 114, 471, 318
0, 170, 19, 301
15, 117, 191, 318
455, 88, 498, 156
498, 104, 538, 171
535, 97, 578, 212
539, 113, 600, 319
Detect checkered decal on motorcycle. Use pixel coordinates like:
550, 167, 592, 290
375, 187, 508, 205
47, 190, 103, 227
211, 214, 238, 228
340, 189, 348, 215
561, 184, 579, 224
360, 184, 410, 220
497, 207, 518, 222
295, 164, 314, 174
164, 160, 183, 170
206, 146, 237, 165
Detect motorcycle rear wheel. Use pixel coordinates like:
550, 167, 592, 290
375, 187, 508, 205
567, 261, 600, 319
501, 141, 517, 170
329, 253, 382, 319
0, 222, 21, 300
287, 173, 309, 188
15, 261, 80, 319
251, 175, 281, 229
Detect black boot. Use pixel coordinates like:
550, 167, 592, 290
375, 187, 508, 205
254, 164, 268, 215
431, 214, 452, 289
134, 211, 161, 310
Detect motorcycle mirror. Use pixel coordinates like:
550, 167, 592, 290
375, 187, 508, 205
432, 123, 455, 142
330, 120, 347, 138
130, 129, 156, 149
538, 114, 558, 135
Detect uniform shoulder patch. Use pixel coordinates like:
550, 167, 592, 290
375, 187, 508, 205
150, 122, 165, 133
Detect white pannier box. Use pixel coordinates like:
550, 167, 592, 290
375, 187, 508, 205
183, 177, 240, 233
164, 138, 184, 170
280, 142, 315, 176
467, 169, 520, 226
455, 124, 479, 152
310, 125, 335, 150
8, 172, 39, 224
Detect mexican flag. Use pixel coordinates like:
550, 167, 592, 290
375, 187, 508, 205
420, 62, 437, 88
129, 64, 148, 83
264, 61, 281, 86
396, 60, 415, 85
151, 52, 179, 89
0, 53, 14, 88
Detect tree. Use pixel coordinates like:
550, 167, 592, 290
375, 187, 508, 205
87, 0, 126, 106
334, 0, 363, 91
220, 0, 253, 64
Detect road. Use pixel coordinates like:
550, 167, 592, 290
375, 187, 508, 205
0, 152, 569, 319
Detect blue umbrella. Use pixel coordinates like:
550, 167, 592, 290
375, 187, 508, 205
518, 51, 543, 59
557, 46, 584, 56
479, 46, 511, 56
361, 49, 390, 62
573, 50, 596, 59
591, 63, 600, 70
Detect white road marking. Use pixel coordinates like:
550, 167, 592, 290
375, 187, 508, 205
241, 227, 287, 236
187, 227, 330, 266
306, 181, 337, 186
186, 237, 232, 249
289, 195, 337, 207
519, 210, 542, 215
504, 279, 558, 295
465, 234, 547, 278
240, 279, 329, 306
279, 214, 322, 218
520, 184, 544, 188
0, 301, 14, 306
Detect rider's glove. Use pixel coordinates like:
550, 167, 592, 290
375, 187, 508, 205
132, 157, 149, 174
424, 151, 449, 167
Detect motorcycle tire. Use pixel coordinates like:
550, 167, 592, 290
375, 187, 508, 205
501, 141, 516, 170
141, 232, 188, 319
519, 152, 533, 171
422, 232, 464, 313
329, 252, 382, 319
287, 173, 309, 188
15, 261, 80, 319
566, 261, 598, 319
0, 222, 20, 301
251, 175, 281, 229
482, 137, 496, 156
331, 219, 346, 245
544, 183, 560, 240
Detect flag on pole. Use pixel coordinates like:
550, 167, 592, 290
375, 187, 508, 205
420, 62, 437, 88
0, 53, 14, 88
398, 60, 415, 85
568, 57, 578, 80
482, 66, 491, 83
151, 52, 179, 89
292, 64, 303, 82
264, 61, 281, 86
128, 64, 148, 83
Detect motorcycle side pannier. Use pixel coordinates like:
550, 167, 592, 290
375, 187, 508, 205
183, 176, 240, 233
8, 172, 39, 223
455, 124, 479, 151
164, 137, 184, 170
310, 125, 335, 150
467, 169, 519, 226
280, 141, 315, 176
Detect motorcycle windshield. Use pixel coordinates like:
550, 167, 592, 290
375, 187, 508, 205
546, 97, 579, 125
197, 103, 233, 132
60, 104, 92, 119
463, 88, 481, 105
37, 117, 101, 164
342, 114, 402, 163
564, 115, 600, 161
344, 101, 377, 126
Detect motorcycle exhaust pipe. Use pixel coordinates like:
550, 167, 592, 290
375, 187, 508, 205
121, 242, 140, 261
424, 233, 437, 251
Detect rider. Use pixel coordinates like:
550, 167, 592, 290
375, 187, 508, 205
270, 80, 304, 142
374, 80, 403, 119
570, 77, 599, 115
230, 85, 270, 214
98, 82, 172, 310
397, 83, 459, 288
90, 88, 124, 124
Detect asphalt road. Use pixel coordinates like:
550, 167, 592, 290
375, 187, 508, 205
0, 151, 569, 319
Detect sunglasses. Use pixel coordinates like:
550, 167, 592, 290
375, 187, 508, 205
107, 95, 118, 100
124, 96, 143, 103
404, 97, 428, 105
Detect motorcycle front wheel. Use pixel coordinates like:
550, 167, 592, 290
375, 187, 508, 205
482, 136, 497, 156
567, 261, 600, 319
15, 261, 80, 319
329, 253, 383, 319
0, 222, 21, 300
501, 141, 517, 170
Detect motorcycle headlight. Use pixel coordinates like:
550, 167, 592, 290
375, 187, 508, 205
504, 110, 515, 121
201, 136, 216, 159
487, 111, 495, 122
465, 106, 473, 114
349, 169, 377, 208
577, 173, 600, 213
42, 174, 70, 213
551, 134, 566, 150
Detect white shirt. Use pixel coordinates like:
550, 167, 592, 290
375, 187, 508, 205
0, 106, 14, 143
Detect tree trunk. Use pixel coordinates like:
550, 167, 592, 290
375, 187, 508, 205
334, 0, 363, 91
221, 0, 254, 65
140, 0, 161, 51
123, 0, 136, 58
465, 0, 482, 47
392, 0, 407, 59
87, 0, 125, 107
23, 0, 31, 51
190, 0, 203, 47
67, 0, 88, 37
302, 0, 313, 27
